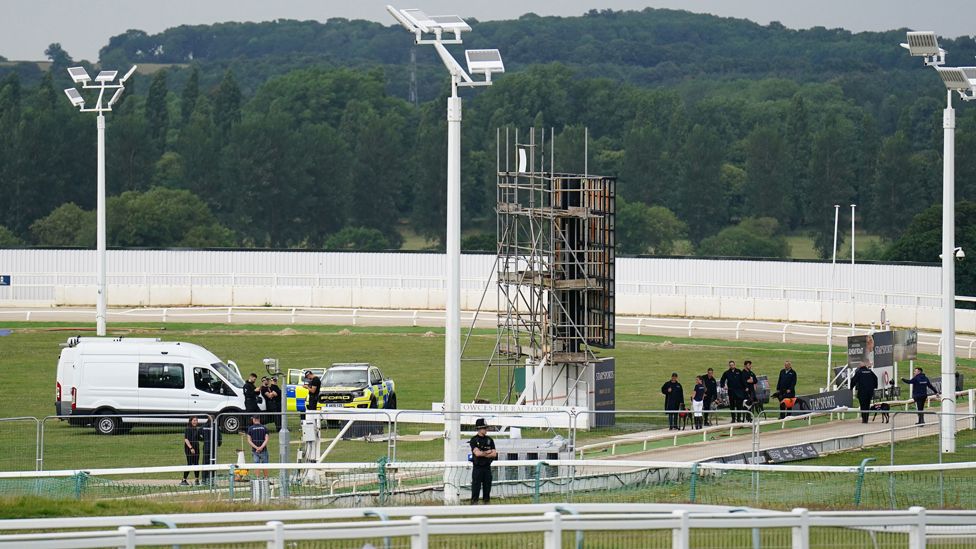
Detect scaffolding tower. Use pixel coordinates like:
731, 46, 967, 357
476, 128, 615, 408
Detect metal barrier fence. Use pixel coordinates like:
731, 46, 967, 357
2, 459, 976, 511
3, 503, 974, 549
17, 406, 976, 473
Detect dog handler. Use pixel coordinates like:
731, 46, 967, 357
902, 367, 940, 425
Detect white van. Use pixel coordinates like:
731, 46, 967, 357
55, 337, 247, 435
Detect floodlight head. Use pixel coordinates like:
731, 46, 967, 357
120, 65, 138, 83
386, 5, 418, 32
94, 70, 118, 83
400, 8, 436, 33
902, 31, 941, 56
936, 67, 976, 91
428, 14, 471, 34
465, 49, 505, 75
67, 66, 91, 84
956, 247, 966, 259
64, 87, 85, 108
107, 87, 125, 107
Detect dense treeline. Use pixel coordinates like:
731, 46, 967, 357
2, 8, 976, 283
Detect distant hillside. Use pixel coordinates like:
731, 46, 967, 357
93, 9, 976, 98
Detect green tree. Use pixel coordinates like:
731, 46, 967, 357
145, 70, 169, 153
870, 132, 926, 240
30, 203, 96, 247
698, 217, 790, 258
885, 201, 976, 297
44, 43, 73, 74
808, 116, 856, 258
676, 124, 727, 244
0, 226, 23, 247
616, 198, 686, 255
180, 66, 199, 125
743, 124, 790, 222
108, 187, 235, 247
784, 95, 811, 228
324, 227, 391, 251
212, 69, 242, 142
461, 233, 496, 252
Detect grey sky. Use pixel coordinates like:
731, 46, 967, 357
3, 0, 975, 62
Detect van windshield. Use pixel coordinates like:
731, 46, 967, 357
212, 361, 245, 388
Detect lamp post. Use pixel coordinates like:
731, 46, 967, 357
827, 204, 840, 389
850, 203, 856, 335
263, 358, 289, 498
63, 65, 136, 336
387, 5, 504, 503
902, 32, 976, 453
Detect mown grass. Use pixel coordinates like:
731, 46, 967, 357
1, 321, 974, 516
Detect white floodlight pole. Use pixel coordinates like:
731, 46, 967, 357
64, 66, 134, 337
827, 204, 840, 389
444, 70, 462, 504
387, 6, 500, 504
95, 113, 107, 336
903, 31, 963, 453
941, 88, 957, 453
850, 204, 856, 335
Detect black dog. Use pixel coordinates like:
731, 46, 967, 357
870, 402, 890, 423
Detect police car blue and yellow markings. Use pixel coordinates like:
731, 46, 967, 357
319, 364, 396, 409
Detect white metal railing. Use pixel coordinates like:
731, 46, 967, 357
0, 271, 955, 304
0, 500, 973, 548
4, 306, 976, 356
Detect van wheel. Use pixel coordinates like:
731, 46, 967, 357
219, 414, 242, 434
95, 414, 120, 436
386, 394, 397, 410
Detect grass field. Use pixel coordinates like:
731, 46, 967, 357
7, 320, 972, 421
1, 321, 974, 515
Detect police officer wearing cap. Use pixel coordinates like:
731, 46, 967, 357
469, 418, 497, 504
304, 370, 321, 411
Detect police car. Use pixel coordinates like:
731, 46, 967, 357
318, 363, 396, 409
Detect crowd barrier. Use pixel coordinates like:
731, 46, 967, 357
6, 404, 973, 473
1, 459, 976, 512
2, 503, 975, 549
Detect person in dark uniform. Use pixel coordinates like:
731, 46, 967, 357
260, 376, 281, 431
199, 422, 221, 484
243, 373, 261, 417
852, 364, 878, 424
902, 367, 940, 424
742, 360, 759, 413
469, 418, 497, 504
181, 417, 201, 485
692, 376, 706, 430
304, 370, 321, 412
720, 361, 746, 423
268, 376, 283, 431
661, 372, 684, 430
776, 360, 798, 419
702, 368, 718, 426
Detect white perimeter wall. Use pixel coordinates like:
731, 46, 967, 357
0, 249, 953, 329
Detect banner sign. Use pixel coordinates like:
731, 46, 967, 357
795, 388, 853, 412
873, 331, 894, 369
893, 329, 918, 361
591, 359, 616, 427
847, 335, 874, 369
764, 444, 819, 464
